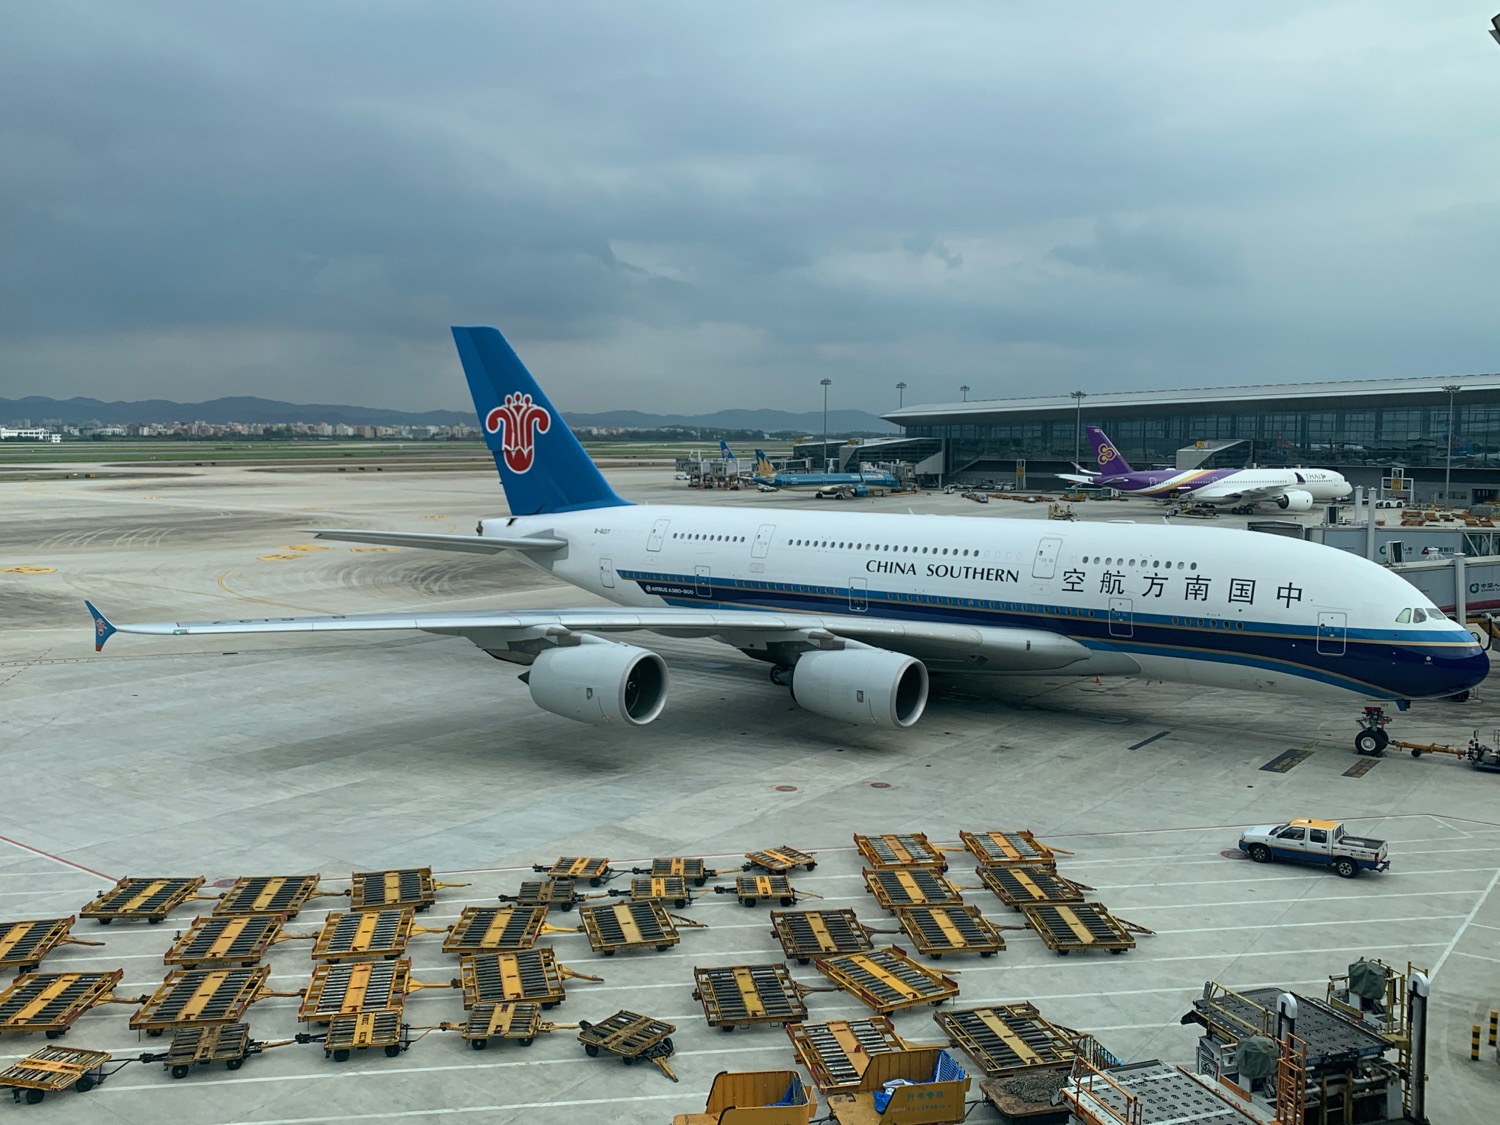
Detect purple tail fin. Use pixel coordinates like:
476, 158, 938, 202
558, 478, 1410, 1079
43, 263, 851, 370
1085, 426, 1134, 475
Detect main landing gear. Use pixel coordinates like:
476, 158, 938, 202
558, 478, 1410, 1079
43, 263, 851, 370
1355, 706, 1391, 756
769, 665, 791, 687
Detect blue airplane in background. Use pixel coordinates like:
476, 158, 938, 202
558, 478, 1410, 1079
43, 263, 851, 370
752, 449, 904, 498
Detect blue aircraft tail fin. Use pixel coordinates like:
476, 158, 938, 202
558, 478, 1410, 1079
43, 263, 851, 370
452, 326, 629, 515
1086, 426, 1134, 475
719, 439, 736, 460
85, 600, 116, 652
753, 449, 776, 477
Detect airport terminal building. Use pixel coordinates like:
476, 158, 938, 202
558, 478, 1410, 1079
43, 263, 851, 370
881, 372, 1500, 505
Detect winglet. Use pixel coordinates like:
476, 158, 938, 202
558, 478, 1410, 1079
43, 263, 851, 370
85, 601, 116, 652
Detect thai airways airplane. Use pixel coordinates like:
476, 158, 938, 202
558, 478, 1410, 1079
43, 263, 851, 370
1059, 427, 1351, 512
751, 449, 902, 498
86, 327, 1485, 739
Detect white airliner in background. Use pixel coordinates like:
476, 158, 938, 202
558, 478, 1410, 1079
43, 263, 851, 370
87, 327, 1486, 741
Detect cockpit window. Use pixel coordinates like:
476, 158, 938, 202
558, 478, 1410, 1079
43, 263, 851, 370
1396, 609, 1411, 623
1412, 608, 1427, 623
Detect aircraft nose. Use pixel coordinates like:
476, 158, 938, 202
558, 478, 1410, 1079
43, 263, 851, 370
1426, 640, 1490, 697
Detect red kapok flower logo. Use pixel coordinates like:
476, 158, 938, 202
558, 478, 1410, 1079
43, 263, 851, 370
484, 392, 551, 474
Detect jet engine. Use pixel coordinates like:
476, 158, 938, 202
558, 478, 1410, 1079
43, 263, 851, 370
527, 640, 668, 726
791, 648, 929, 728
1275, 489, 1315, 512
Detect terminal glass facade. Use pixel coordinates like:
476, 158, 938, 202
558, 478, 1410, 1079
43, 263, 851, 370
904, 401, 1500, 471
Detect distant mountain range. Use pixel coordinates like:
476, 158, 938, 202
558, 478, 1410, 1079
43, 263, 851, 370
0, 395, 898, 433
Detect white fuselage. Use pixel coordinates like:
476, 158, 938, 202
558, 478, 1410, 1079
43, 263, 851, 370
483, 503, 1480, 702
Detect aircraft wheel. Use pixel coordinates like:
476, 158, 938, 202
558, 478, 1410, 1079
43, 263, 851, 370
1354, 731, 1383, 756
769, 666, 791, 687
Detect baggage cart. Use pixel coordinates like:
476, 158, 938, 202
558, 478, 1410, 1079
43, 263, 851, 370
577, 1009, 678, 1081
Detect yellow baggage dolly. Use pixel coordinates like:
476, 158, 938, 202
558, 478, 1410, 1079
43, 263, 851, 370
150, 1022, 292, 1079
862, 868, 963, 912
79, 876, 207, 925
692, 964, 821, 1031
578, 900, 704, 956
814, 947, 960, 1014
716, 874, 801, 908
458, 948, 602, 1009
498, 878, 585, 912
933, 1003, 1083, 1077
671, 1070, 817, 1125
958, 830, 1065, 870
311, 908, 445, 962
533, 856, 615, 887
348, 867, 462, 912
892, 905, 1006, 958
785, 1017, 909, 1094
0, 918, 103, 975
770, 909, 874, 964
631, 857, 719, 886
0, 1046, 120, 1104
306, 1009, 411, 1061
452, 1000, 576, 1050
976, 865, 1091, 909
743, 845, 817, 874
1019, 902, 1153, 956
853, 834, 948, 871
212, 874, 325, 918
576, 1009, 678, 1081
132, 966, 292, 1035
443, 905, 572, 954
611, 875, 695, 908
298, 958, 452, 1022
163, 915, 290, 968
0, 970, 137, 1039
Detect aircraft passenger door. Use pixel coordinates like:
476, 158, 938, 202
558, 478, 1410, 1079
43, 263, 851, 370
694, 565, 712, 598
647, 519, 670, 552
848, 577, 868, 613
599, 557, 615, 589
752, 523, 776, 559
1108, 597, 1134, 638
1317, 611, 1347, 656
1032, 537, 1063, 579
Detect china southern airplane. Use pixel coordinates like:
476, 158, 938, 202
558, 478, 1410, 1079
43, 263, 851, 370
86, 327, 1485, 740
751, 449, 903, 498
1059, 426, 1351, 511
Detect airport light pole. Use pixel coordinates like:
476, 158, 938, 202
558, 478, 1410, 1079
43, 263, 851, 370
1443, 383, 1461, 504
896, 381, 906, 409
1070, 390, 1087, 465
820, 378, 832, 472
960, 385, 970, 402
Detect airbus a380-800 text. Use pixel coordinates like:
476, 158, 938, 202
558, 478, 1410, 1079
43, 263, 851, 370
87, 327, 1486, 739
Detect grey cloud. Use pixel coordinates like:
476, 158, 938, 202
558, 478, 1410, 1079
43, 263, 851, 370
1050, 218, 1244, 287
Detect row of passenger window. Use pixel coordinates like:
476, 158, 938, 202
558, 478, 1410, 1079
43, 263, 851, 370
786, 538, 980, 555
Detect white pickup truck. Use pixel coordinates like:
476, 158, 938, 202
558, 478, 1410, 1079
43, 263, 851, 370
1237, 818, 1390, 879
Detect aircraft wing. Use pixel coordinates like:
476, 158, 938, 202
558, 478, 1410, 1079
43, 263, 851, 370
85, 602, 1108, 673
1055, 473, 1098, 486
1183, 484, 1284, 506
309, 529, 566, 554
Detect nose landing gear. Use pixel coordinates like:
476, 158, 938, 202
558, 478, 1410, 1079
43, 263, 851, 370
1356, 706, 1391, 756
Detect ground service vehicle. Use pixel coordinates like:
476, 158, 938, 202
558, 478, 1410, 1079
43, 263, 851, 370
1237, 819, 1389, 878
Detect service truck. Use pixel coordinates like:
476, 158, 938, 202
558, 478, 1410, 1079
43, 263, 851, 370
1237, 818, 1389, 879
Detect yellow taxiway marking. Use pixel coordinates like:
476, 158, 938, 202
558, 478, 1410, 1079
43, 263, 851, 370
258, 554, 304, 562
422, 514, 446, 520
2, 567, 57, 574
283, 544, 331, 551
350, 547, 399, 553
215, 569, 338, 615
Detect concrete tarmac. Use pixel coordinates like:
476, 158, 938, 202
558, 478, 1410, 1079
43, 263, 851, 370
1, 463, 1497, 1124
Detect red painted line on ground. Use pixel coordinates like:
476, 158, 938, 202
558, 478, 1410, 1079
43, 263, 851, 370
0, 834, 114, 881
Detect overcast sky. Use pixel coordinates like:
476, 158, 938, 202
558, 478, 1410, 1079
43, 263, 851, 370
3, 2, 1498, 415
